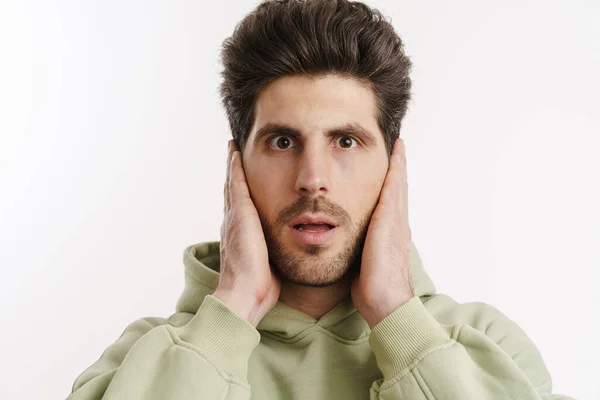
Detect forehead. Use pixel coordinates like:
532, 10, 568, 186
250, 74, 381, 142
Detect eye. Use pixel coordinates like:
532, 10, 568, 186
267, 135, 358, 150
268, 135, 297, 150
336, 136, 358, 149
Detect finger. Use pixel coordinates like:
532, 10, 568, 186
380, 137, 407, 209
224, 139, 234, 212
394, 138, 409, 220
224, 140, 230, 212
229, 147, 252, 208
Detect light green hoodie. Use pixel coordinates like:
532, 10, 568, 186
67, 241, 575, 399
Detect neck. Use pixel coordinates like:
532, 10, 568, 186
278, 273, 355, 320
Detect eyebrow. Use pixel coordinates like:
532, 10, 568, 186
252, 122, 378, 148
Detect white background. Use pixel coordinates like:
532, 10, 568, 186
1, 0, 598, 399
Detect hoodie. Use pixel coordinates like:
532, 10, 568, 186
67, 240, 575, 399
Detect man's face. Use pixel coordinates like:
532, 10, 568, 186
242, 74, 390, 287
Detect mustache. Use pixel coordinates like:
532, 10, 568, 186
277, 196, 352, 228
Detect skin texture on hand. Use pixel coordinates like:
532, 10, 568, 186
213, 139, 281, 328
350, 137, 414, 329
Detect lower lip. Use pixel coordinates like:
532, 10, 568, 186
289, 225, 338, 245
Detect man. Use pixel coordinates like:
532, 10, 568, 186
68, 0, 575, 399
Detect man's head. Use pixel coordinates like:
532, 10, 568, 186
219, 0, 412, 287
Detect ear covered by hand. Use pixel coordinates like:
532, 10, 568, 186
213, 139, 281, 328
351, 138, 414, 329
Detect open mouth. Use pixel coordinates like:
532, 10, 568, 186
289, 224, 338, 245
293, 224, 335, 232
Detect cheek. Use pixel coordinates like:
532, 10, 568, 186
347, 164, 387, 209
348, 158, 386, 188
356, 176, 385, 208
245, 161, 287, 215
244, 162, 267, 202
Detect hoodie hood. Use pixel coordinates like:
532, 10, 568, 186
175, 240, 436, 341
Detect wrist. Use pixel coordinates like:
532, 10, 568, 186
364, 293, 414, 329
213, 287, 263, 328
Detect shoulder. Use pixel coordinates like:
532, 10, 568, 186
71, 312, 196, 393
422, 293, 511, 334
422, 293, 552, 392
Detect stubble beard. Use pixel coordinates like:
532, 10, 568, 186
261, 212, 371, 287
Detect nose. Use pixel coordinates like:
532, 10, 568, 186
294, 143, 331, 197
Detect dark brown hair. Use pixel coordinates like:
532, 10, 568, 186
219, 0, 413, 157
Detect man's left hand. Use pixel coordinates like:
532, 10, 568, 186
351, 137, 414, 329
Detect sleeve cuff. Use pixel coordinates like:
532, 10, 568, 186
170, 294, 261, 382
368, 295, 452, 381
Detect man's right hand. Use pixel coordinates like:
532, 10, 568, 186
212, 139, 282, 328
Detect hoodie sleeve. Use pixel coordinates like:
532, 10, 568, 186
367, 296, 576, 400
67, 295, 260, 400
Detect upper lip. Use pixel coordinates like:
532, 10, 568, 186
289, 214, 338, 228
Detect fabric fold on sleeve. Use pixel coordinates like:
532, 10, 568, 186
170, 294, 261, 382
368, 295, 453, 381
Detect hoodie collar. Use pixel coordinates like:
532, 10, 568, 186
175, 240, 436, 341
